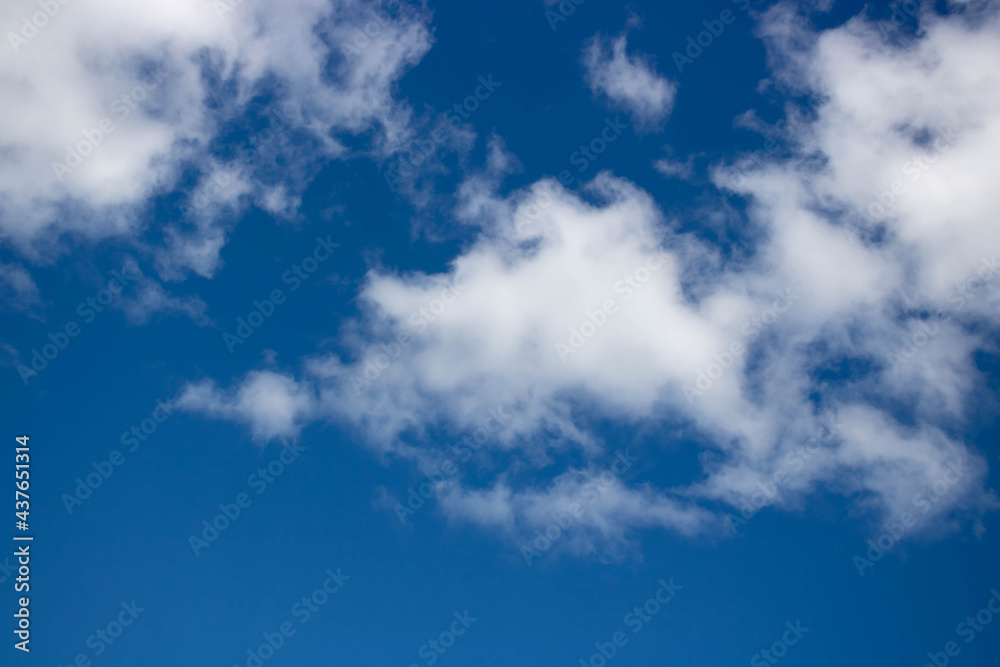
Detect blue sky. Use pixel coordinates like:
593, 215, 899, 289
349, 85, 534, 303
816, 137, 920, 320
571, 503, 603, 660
2, 0, 1000, 665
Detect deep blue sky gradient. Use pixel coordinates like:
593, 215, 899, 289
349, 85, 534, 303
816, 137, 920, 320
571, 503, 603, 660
2, 1, 999, 666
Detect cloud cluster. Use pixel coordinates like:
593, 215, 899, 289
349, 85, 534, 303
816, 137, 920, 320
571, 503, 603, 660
582, 33, 678, 131
177, 3, 1000, 556
0, 0, 431, 275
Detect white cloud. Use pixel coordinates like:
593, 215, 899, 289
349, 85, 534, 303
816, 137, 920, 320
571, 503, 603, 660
0, 261, 42, 313
582, 33, 677, 131
176, 2, 1000, 555
0, 0, 432, 275
653, 156, 695, 180
119, 280, 210, 327
175, 371, 316, 442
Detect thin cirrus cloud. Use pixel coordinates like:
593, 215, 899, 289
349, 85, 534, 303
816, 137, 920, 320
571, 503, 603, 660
176, 3, 1000, 558
582, 32, 678, 131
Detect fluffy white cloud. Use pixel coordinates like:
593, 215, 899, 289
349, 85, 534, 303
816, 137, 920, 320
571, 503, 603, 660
0, 0, 431, 275
176, 2, 1000, 556
582, 33, 677, 131
176, 371, 316, 442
